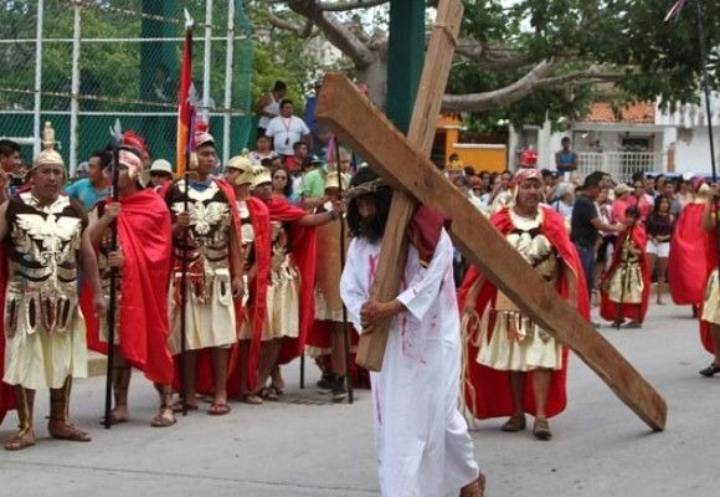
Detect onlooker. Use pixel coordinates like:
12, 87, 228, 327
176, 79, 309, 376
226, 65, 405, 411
284, 141, 309, 175
629, 179, 653, 220
65, 149, 112, 211
271, 165, 295, 202
249, 134, 277, 165
0, 138, 23, 201
149, 159, 174, 189
661, 180, 682, 216
611, 183, 633, 224
265, 99, 311, 158
551, 182, 575, 220
255, 80, 286, 138
300, 155, 326, 209
646, 195, 674, 305
570, 172, 625, 299
555, 137, 577, 178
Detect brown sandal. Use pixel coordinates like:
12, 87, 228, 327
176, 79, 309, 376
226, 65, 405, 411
4, 431, 35, 451
171, 400, 199, 413
533, 417, 552, 441
48, 422, 91, 442
208, 402, 231, 416
151, 406, 177, 428
240, 393, 263, 405
501, 413, 526, 432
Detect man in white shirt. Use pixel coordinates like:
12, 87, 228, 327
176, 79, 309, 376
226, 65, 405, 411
265, 99, 311, 157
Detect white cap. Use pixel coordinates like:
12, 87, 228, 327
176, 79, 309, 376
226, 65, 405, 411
150, 159, 173, 175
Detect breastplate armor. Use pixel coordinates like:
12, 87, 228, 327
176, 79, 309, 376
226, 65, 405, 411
5, 193, 84, 335
237, 200, 255, 270
169, 180, 232, 302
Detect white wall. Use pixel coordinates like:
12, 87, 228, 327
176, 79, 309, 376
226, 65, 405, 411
673, 126, 720, 175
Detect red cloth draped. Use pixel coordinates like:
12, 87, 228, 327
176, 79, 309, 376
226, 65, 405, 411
457, 207, 589, 420
406, 204, 447, 265
84, 189, 174, 385
0, 247, 15, 426
264, 195, 317, 365
669, 203, 708, 305
699, 221, 718, 355
225, 196, 271, 396
600, 224, 650, 324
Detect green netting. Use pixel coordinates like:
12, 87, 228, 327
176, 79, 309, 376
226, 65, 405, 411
0, 0, 253, 174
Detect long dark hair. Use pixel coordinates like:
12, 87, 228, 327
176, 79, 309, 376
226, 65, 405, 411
653, 194, 670, 215
271, 165, 293, 198
346, 167, 393, 243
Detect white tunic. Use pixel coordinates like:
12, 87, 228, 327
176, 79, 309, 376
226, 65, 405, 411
340, 230, 479, 497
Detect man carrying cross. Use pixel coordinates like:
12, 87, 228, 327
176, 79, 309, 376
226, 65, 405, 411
340, 167, 484, 497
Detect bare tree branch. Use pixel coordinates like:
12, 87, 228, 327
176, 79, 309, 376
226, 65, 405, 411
455, 39, 536, 70
288, 0, 377, 67
315, 0, 390, 11
442, 61, 625, 113
267, 12, 314, 37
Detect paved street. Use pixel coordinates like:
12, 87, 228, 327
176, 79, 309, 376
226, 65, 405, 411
0, 301, 717, 497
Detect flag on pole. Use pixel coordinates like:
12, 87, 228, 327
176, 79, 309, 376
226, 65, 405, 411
176, 10, 196, 177
664, 0, 688, 22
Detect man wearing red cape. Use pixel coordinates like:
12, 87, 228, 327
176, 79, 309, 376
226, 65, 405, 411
600, 207, 651, 328
669, 182, 710, 307
0, 123, 106, 450
83, 142, 176, 427
250, 165, 341, 400
459, 168, 589, 441
222, 155, 271, 404
698, 186, 720, 377
166, 131, 245, 415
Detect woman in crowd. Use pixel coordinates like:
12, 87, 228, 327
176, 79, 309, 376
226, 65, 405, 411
646, 195, 674, 305
271, 165, 297, 203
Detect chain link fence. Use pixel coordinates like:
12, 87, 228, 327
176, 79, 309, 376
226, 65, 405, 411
0, 0, 253, 176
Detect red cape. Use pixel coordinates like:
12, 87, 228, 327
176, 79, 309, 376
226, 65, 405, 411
669, 203, 708, 305
600, 224, 651, 324
457, 207, 589, 420
699, 220, 718, 355
83, 189, 175, 385
226, 196, 271, 395
264, 195, 317, 365
0, 247, 15, 426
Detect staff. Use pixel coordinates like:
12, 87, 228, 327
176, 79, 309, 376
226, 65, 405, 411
103, 119, 122, 429
333, 137, 354, 404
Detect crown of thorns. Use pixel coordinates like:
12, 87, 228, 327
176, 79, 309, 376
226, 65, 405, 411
343, 178, 389, 202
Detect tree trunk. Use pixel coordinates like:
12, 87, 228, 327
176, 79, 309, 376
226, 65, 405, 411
357, 47, 388, 109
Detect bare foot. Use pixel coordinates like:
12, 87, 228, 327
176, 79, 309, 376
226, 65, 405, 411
460, 473, 485, 497
151, 406, 177, 428
100, 405, 129, 425
4, 429, 36, 451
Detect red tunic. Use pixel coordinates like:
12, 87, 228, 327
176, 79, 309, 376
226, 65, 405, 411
699, 221, 719, 355
668, 203, 708, 305
600, 224, 651, 324
83, 189, 175, 385
457, 207, 589, 420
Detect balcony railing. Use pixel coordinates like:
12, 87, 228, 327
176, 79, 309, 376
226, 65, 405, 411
576, 152, 660, 183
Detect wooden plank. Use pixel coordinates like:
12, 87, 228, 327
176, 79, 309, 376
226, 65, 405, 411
316, 73, 667, 431
356, 0, 464, 371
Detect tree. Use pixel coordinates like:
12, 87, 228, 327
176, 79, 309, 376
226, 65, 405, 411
252, 0, 720, 129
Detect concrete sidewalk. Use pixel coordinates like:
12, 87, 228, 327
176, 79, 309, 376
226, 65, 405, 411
0, 302, 717, 497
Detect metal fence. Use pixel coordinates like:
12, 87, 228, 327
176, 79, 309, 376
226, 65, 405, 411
577, 151, 659, 183
0, 0, 253, 176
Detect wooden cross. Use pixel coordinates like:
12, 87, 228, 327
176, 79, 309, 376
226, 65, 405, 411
315, 6, 666, 433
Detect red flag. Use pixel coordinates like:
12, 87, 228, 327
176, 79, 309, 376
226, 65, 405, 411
176, 13, 195, 177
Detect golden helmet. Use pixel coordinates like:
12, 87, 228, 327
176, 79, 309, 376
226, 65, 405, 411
250, 165, 272, 190
226, 153, 254, 186
33, 121, 64, 168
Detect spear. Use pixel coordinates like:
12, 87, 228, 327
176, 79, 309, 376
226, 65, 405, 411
332, 136, 354, 404
103, 118, 122, 429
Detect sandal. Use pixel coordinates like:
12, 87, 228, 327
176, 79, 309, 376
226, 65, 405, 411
208, 402, 231, 416
258, 387, 279, 401
4, 431, 35, 451
533, 417, 552, 441
151, 406, 177, 428
240, 393, 263, 405
99, 406, 129, 426
501, 413, 526, 432
171, 400, 199, 413
48, 422, 91, 442
699, 362, 720, 377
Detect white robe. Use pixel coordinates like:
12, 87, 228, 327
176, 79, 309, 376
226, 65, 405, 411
340, 230, 479, 497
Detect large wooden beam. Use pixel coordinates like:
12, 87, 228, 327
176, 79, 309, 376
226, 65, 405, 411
355, 0, 464, 371
316, 73, 667, 432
